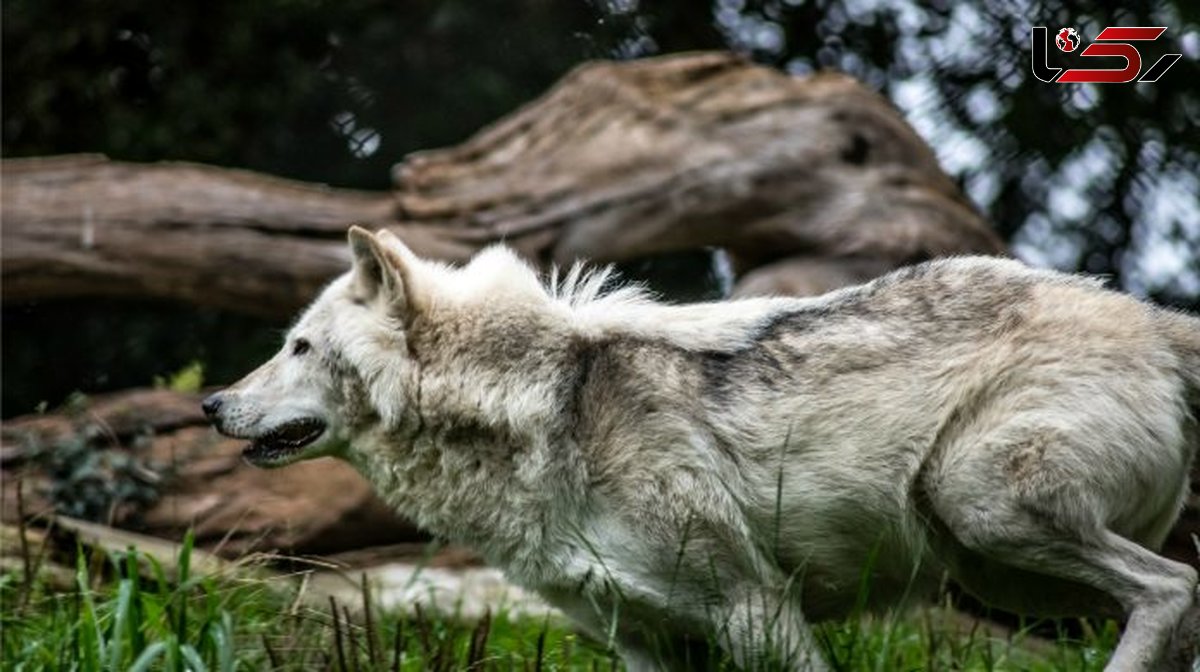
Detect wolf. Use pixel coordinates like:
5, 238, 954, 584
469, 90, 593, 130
205, 226, 1200, 671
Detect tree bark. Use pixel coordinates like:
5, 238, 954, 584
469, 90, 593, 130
2, 52, 1003, 318
1, 155, 472, 318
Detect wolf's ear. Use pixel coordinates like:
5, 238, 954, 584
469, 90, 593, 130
347, 225, 420, 315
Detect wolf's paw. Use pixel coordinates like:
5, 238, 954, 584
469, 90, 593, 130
1163, 594, 1200, 672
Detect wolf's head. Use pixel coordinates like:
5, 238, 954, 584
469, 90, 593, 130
203, 226, 605, 470
202, 226, 445, 468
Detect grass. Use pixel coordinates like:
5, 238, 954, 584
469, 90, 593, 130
817, 607, 1118, 672
2, 532, 615, 671
1, 534, 1119, 671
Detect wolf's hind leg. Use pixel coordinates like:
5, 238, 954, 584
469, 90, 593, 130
927, 459, 1197, 671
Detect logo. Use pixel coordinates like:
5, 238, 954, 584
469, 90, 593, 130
1032, 26, 1182, 83
1056, 28, 1080, 52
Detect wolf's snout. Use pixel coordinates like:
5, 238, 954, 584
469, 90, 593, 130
201, 393, 225, 420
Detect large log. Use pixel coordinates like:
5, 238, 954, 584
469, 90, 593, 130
393, 53, 1003, 277
2, 53, 1003, 318
0, 155, 468, 318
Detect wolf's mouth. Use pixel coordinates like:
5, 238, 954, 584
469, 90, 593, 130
243, 418, 326, 467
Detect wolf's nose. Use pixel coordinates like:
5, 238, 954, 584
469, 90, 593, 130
201, 393, 224, 419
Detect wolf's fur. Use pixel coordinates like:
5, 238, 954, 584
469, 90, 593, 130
210, 227, 1200, 671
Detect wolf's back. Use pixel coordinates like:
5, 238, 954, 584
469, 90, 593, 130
1165, 309, 1200, 409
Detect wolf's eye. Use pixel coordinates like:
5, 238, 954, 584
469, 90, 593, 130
292, 338, 312, 356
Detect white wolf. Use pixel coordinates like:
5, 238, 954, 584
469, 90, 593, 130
206, 226, 1200, 671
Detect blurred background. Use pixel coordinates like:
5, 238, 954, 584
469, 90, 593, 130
4, 0, 1198, 417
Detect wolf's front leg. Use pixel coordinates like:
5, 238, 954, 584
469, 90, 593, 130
1163, 586, 1200, 672
541, 587, 714, 671
715, 585, 829, 671
612, 641, 673, 672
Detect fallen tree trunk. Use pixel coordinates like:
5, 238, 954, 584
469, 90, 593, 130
0, 155, 472, 318
2, 52, 1003, 318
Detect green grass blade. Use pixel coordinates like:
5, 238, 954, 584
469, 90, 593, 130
213, 611, 235, 672
124, 547, 147, 654
75, 549, 105, 668
180, 643, 209, 672
176, 530, 195, 642
107, 578, 135, 670
127, 641, 167, 672
166, 633, 181, 672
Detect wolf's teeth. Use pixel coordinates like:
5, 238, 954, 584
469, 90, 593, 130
241, 417, 326, 468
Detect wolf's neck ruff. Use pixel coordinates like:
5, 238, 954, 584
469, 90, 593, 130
345, 408, 589, 574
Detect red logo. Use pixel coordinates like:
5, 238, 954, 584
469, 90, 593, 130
1056, 28, 1080, 52
1031, 26, 1182, 83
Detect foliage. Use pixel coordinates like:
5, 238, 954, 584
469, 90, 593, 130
154, 361, 205, 394
22, 395, 163, 524
2, 536, 1121, 671
594, 0, 1200, 308
1, 0, 605, 190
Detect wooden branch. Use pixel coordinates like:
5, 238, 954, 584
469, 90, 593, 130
0, 154, 478, 318
394, 52, 1004, 280
2, 53, 1003, 317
